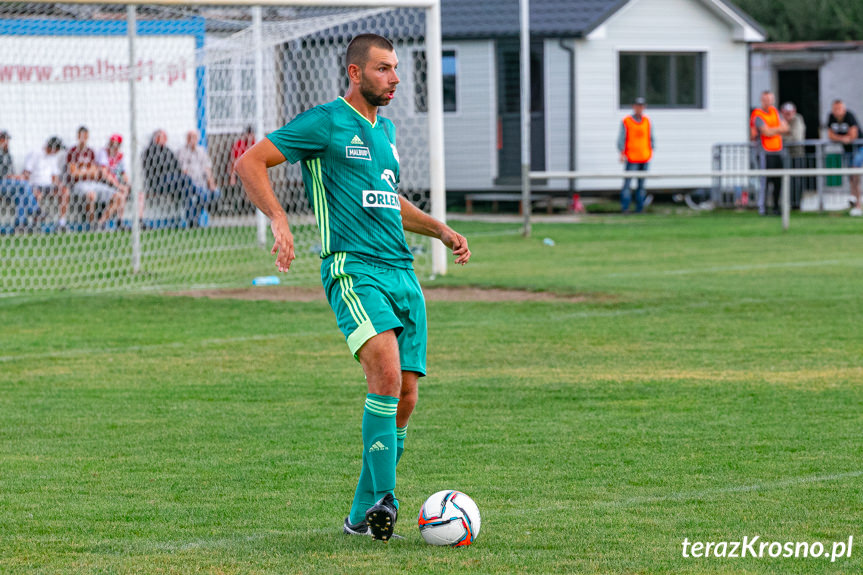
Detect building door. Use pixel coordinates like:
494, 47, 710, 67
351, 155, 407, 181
778, 69, 819, 140
779, 69, 819, 205
496, 39, 546, 185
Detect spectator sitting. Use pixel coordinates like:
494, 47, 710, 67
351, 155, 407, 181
66, 125, 111, 227
177, 129, 220, 223
24, 136, 69, 230
0, 129, 40, 231
141, 129, 215, 228
89, 134, 131, 229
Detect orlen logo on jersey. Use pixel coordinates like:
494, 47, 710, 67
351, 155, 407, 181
363, 190, 401, 210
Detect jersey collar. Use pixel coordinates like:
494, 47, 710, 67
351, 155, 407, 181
339, 97, 377, 128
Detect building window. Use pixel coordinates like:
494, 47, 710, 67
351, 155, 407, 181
208, 54, 256, 132
499, 43, 544, 115
414, 49, 457, 113
619, 52, 704, 109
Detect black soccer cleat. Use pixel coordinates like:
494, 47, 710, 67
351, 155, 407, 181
343, 517, 371, 536
365, 493, 398, 542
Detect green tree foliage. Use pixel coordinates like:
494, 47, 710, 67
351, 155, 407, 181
734, 0, 863, 42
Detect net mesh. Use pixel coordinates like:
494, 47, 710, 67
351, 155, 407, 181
0, 3, 432, 292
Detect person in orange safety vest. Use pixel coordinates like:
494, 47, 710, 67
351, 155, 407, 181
617, 97, 654, 213
750, 90, 788, 215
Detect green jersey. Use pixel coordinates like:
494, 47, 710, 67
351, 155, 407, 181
267, 97, 412, 268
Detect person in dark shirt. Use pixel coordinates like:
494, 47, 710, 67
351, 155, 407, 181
0, 131, 13, 177
0, 130, 39, 231
826, 99, 860, 215
65, 126, 99, 189
141, 129, 216, 227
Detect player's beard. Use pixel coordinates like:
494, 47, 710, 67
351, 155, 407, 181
360, 77, 395, 107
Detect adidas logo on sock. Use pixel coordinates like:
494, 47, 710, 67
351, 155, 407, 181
368, 441, 389, 453
351, 134, 364, 145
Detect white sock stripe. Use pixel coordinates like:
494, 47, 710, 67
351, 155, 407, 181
364, 401, 397, 416
365, 397, 398, 409
364, 406, 397, 414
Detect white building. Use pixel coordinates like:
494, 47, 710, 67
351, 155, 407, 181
438, 0, 765, 192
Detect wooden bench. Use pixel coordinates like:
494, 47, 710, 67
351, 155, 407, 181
465, 193, 553, 215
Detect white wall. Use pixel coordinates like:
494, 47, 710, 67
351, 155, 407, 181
748, 51, 772, 107
440, 40, 497, 190
575, 0, 751, 190
0, 35, 197, 170
544, 39, 574, 190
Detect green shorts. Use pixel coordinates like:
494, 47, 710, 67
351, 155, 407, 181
321, 252, 427, 376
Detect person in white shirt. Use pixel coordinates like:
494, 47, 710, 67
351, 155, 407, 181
175, 130, 220, 227
23, 136, 69, 229
177, 130, 219, 194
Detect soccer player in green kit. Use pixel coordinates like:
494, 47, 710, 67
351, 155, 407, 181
235, 34, 471, 541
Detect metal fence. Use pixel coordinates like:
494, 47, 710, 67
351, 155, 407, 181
532, 167, 863, 233
712, 140, 863, 211
0, 1, 446, 293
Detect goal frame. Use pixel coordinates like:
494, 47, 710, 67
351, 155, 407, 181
23, 0, 448, 278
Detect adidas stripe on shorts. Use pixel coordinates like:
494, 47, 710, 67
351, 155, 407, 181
321, 251, 427, 376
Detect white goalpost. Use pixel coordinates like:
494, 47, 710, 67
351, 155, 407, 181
0, 0, 445, 293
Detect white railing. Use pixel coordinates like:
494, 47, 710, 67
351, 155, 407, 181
528, 168, 863, 231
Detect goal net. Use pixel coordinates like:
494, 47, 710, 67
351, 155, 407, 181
0, 1, 439, 293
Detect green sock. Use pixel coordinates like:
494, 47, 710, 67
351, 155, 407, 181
348, 459, 372, 525
348, 393, 398, 524
396, 425, 408, 465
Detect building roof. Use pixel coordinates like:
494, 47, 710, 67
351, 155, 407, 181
441, 0, 623, 38
441, 0, 765, 40
752, 41, 863, 53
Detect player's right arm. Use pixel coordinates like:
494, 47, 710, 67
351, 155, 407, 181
235, 139, 296, 272
238, 106, 331, 272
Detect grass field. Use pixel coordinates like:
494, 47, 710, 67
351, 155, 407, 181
1, 212, 862, 574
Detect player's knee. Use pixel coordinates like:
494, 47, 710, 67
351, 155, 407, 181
375, 370, 402, 397
366, 361, 402, 397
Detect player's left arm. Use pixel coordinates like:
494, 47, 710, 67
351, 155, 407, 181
399, 196, 471, 265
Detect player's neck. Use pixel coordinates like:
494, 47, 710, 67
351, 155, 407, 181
343, 89, 377, 124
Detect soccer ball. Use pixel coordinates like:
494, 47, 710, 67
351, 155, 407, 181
417, 490, 481, 546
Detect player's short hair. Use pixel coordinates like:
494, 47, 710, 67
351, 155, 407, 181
345, 34, 394, 70
77, 125, 88, 135
832, 98, 844, 106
